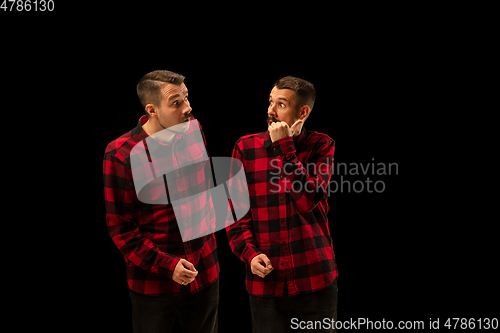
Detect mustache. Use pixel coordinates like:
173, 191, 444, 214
182, 114, 195, 122
267, 115, 278, 124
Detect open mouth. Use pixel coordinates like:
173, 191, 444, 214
267, 116, 278, 124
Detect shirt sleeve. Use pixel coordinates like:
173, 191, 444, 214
225, 143, 263, 266
103, 153, 180, 279
272, 135, 335, 213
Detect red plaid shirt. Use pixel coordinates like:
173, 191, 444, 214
103, 116, 219, 296
226, 127, 338, 297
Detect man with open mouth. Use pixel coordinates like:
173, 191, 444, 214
227, 76, 339, 333
103, 70, 218, 333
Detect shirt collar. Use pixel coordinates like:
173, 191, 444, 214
134, 115, 200, 154
132, 115, 150, 141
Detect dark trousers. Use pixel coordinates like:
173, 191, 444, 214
129, 279, 219, 333
249, 279, 338, 333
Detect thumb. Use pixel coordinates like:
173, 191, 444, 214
262, 255, 273, 269
290, 119, 303, 131
182, 259, 197, 271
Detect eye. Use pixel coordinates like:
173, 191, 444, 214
172, 100, 179, 106
269, 101, 274, 106
184, 96, 189, 101
279, 103, 285, 108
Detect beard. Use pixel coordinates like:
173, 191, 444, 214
180, 113, 195, 124
173, 114, 195, 134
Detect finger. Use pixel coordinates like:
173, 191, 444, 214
290, 119, 303, 130
252, 262, 269, 276
252, 263, 273, 275
181, 259, 197, 272
258, 254, 273, 269
253, 267, 270, 278
182, 275, 195, 283
262, 255, 273, 270
255, 254, 272, 270
179, 259, 198, 277
254, 271, 265, 279
182, 268, 198, 278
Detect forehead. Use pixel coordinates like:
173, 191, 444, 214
270, 86, 295, 101
160, 83, 187, 99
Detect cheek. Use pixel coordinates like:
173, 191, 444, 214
158, 107, 176, 124
278, 108, 292, 122
163, 106, 179, 118
164, 108, 184, 125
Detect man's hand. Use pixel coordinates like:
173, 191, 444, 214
172, 259, 198, 285
268, 119, 303, 142
250, 254, 273, 278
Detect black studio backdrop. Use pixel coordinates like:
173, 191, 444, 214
93, 44, 496, 332
2, 5, 493, 332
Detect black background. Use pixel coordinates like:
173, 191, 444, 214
2, 4, 496, 332
94, 43, 496, 332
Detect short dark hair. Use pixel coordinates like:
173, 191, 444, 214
274, 76, 316, 112
137, 70, 185, 114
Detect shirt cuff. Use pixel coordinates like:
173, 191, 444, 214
270, 137, 296, 157
242, 245, 263, 266
157, 254, 181, 280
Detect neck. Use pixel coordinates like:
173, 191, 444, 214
143, 119, 175, 143
143, 119, 163, 136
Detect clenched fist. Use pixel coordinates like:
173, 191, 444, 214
172, 258, 198, 285
250, 253, 273, 278
268, 119, 303, 142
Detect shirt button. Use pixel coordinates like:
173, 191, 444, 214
280, 262, 284, 266
280, 196, 284, 201
281, 218, 285, 223
282, 241, 285, 245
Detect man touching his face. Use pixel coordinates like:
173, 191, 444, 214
226, 76, 338, 332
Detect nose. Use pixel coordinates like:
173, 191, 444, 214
268, 104, 277, 117
183, 102, 192, 115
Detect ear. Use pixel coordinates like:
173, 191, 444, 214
145, 103, 157, 118
298, 105, 311, 120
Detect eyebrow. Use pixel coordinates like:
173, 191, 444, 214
168, 89, 188, 102
269, 95, 289, 102
168, 94, 180, 101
